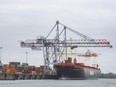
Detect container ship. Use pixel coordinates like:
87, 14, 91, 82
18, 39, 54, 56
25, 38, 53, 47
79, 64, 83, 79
54, 57, 101, 80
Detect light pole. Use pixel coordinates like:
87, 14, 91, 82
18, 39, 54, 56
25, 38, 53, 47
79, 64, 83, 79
26, 52, 28, 64
0, 47, 3, 63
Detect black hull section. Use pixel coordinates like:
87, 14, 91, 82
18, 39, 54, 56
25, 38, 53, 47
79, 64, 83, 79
54, 66, 101, 80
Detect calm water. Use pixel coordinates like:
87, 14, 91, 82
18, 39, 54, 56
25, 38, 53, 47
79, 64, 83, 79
0, 79, 116, 87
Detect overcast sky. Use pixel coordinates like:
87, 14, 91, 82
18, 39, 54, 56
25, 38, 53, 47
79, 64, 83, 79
0, 0, 116, 73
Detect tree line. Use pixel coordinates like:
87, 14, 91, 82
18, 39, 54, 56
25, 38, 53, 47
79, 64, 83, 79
100, 73, 116, 78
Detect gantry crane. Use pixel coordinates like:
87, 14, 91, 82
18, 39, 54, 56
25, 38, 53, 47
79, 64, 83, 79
20, 21, 112, 74
77, 50, 101, 57
76, 49, 101, 67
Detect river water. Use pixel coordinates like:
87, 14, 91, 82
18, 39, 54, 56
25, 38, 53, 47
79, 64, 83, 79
0, 79, 116, 87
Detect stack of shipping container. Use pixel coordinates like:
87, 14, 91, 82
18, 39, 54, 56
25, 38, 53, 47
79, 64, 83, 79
0, 61, 56, 80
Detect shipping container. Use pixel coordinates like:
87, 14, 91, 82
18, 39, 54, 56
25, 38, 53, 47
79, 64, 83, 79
0, 69, 2, 73
22, 66, 28, 70
22, 63, 28, 66
28, 66, 35, 71
8, 68, 16, 73
35, 67, 40, 71
9, 62, 20, 65
40, 66, 45, 71
16, 65, 22, 72
0, 66, 2, 69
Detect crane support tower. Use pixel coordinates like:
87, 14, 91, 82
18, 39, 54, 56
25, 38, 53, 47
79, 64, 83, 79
20, 21, 112, 74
